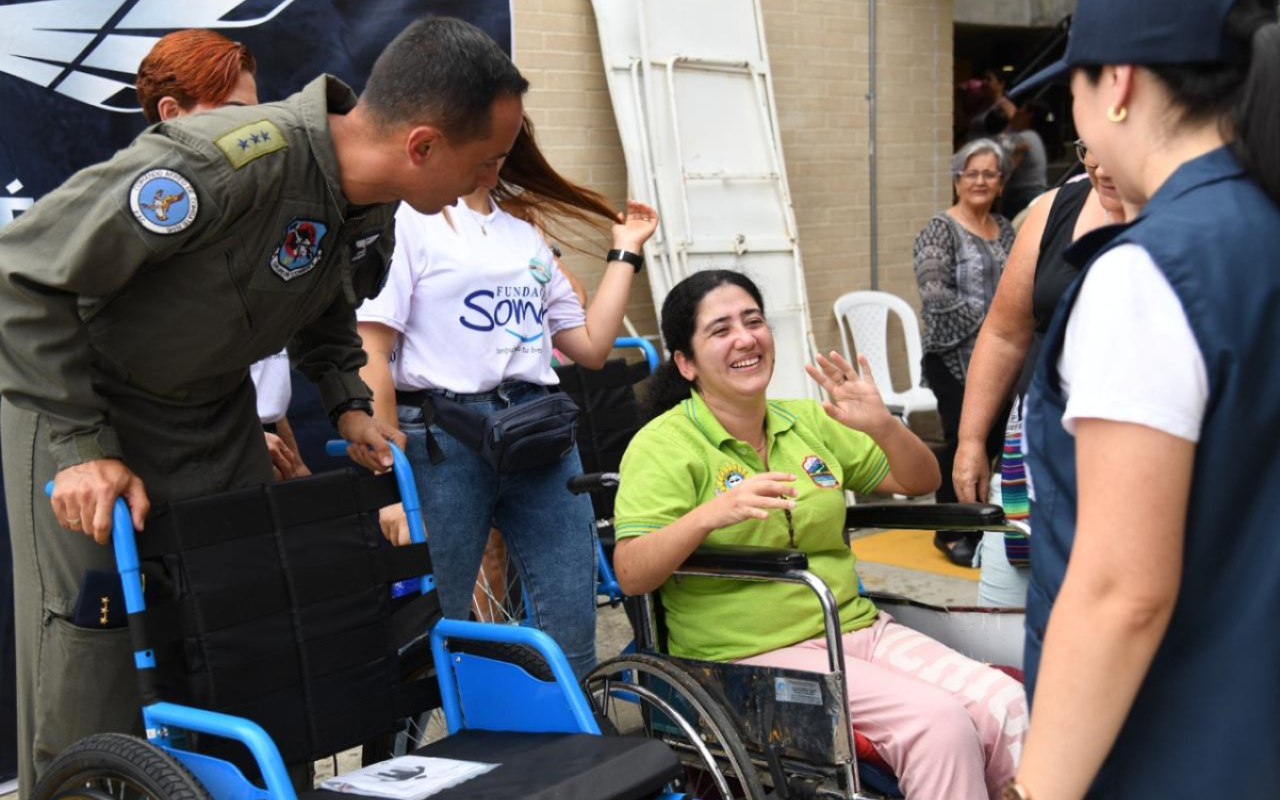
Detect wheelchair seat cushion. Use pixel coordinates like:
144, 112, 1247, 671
304, 730, 682, 800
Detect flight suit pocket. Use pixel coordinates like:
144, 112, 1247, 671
34, 612, 142, 764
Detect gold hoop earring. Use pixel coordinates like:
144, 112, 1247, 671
1107, 104, 1128, 123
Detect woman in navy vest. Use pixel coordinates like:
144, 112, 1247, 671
1001, 1, 1280, 799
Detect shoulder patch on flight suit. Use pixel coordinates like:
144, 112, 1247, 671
270, 218, 328, 281
128, 169, 198, 235
214, 120, 287, 170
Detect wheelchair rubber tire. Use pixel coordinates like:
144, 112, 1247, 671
585, 653, 767, 800
34, 732, 212, 800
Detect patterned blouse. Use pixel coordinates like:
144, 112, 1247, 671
913, 212, 1016, 383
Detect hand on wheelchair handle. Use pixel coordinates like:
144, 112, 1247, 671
953, 439, 991, 503
704, 472, 798, 527
378, 502, 416, 547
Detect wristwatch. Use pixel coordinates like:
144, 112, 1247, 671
1001, 780, 1032, 800
605, 248, 644, 273
328, 397, 374, 428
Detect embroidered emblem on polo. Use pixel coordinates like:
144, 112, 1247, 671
528, 256, 552, 284
803, 455, 838, 488
716, 463, 750, 495
129, 169, 197, 235
271, 218, 327, 281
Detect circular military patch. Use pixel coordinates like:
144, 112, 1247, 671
128, 169, 198, 235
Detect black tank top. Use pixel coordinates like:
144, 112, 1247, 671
1013, 178, 1093, 396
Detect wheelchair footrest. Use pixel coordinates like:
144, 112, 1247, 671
304, 730, 682, 800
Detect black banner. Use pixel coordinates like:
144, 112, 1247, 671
0, 0, 513, 224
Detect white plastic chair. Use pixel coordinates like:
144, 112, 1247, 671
833, 291, 938, 421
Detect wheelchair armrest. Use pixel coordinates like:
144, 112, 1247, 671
845, 502, 1008, 531
680, 544, 809, 575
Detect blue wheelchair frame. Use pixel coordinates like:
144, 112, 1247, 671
47, 438, 676, 800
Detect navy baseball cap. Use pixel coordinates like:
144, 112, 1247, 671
1010, 0, 1239, 98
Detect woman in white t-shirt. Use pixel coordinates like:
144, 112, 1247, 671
358, 119, 657, 677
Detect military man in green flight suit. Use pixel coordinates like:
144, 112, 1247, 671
0, 17, 528, 794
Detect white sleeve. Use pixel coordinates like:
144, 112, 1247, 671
545, 249, 586, 336
248, 351, 292, 424
355, 203, 420, 333
1058, 243, 1208, 442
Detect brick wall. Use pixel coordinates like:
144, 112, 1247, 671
513, 0, 954, 382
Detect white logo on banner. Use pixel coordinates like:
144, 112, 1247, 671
0, 0, 296, 112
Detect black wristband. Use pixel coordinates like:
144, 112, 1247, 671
328, 397, 373, 428
606, 248, 644, 273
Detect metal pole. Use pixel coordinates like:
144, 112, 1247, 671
868, 0, 879, 290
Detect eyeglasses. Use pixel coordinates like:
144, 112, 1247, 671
958, 170, 1001, 183
1073, 139, 1100, 171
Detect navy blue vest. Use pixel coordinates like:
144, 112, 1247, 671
1024, 147, 1280, 797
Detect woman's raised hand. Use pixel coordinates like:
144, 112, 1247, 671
806, 351, 895, 436
612, 199, 659, 252
704, 472, 798, 528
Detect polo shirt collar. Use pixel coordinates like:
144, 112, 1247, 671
683, 391, 797, 448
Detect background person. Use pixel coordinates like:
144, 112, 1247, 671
1004, 0, 1280, 798
953, 141, 1131, 608
912, 138, 1015, 566
1000, 103, 1050, 219
357, 115, 658, 679
613, 270, 1026, 800
0, 17, 524, 793
136, 29, 309, 481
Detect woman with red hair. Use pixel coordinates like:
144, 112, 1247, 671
135, 29, 257, 123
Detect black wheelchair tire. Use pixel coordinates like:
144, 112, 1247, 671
585, 653, 767, 800
34, 732, 212, 800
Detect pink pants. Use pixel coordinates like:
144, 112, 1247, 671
738, 613, 1027, 800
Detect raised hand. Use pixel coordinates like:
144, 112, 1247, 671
611, 199, 659, 253
805, 351, 895, 437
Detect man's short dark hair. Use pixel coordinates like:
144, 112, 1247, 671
362, 16, 529, 141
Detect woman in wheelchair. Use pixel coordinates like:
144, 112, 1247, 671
612, 270, 1027, 799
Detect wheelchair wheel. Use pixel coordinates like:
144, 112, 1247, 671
34, 732, 211, 800
585, 654, 766, 800
471, 528, 529, 625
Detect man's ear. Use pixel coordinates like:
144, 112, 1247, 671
674, 350, 697, 383
156, 96, 184, 121
405, 125, 443, 166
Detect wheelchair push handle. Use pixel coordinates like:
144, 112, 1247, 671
325, 440, 427, 547
566, 471, 619, 496
612, 336, 660, 375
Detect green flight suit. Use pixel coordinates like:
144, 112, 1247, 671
0, 75, 395, 795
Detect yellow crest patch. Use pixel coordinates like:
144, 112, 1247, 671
715, 463, 751, 495
214, 120, 287, 169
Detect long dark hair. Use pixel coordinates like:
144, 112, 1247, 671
493, 115, 618, 238
1082, 0, 1280, 202
646, 270, 766, 419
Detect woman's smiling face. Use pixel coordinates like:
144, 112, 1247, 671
675, 284, 775, 402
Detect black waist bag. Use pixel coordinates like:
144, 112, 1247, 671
421, 390, 581, 473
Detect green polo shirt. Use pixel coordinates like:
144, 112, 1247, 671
615, 391, 890, 662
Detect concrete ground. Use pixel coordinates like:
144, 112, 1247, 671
5, 528, 979, 796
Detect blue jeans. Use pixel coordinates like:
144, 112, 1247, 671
398, 382, 598, 678
976, 475, 1029, 608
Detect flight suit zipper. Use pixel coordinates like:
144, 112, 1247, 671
784, 508, 795, 548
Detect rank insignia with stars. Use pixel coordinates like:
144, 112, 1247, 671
214, 120, 287, 169
128, 169, 198, 235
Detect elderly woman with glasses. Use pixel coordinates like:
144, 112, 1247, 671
951, 139, 1135, 606
913, 138, 1016, 566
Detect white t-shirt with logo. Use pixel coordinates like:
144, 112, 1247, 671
357, 199, 586, 394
